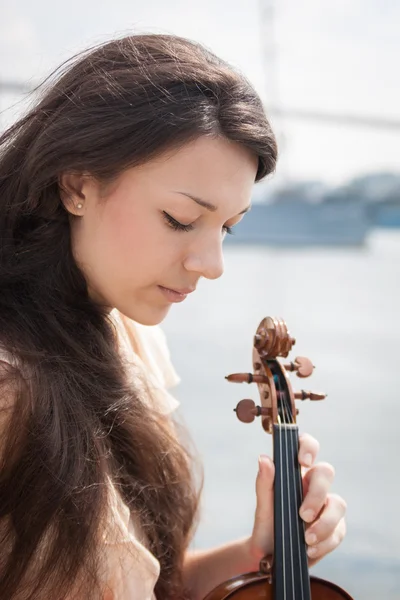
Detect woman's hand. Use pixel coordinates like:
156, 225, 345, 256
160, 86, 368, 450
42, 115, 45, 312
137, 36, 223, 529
248, 433, 347, 568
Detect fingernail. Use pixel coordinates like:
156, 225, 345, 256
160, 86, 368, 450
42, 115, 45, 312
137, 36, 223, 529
301, 509, 315, 523
258, 454, 271, 474
305, 532, 317, 545
303, 453, 313, 467
307, 546, 318, 557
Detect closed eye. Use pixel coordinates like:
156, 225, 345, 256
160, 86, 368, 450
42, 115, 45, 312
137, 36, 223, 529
162, 211, 194, 232
162, 212, 235, 235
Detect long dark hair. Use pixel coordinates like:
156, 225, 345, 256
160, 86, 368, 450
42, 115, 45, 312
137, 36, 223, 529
0, 34, 277, 599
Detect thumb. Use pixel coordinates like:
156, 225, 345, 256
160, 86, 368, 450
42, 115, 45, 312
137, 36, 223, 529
251, 454, 275, 557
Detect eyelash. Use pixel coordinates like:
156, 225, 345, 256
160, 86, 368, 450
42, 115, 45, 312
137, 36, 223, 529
162, 211, 234, 235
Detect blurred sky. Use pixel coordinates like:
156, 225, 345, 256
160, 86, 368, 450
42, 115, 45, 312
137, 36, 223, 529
1, 0, 399, 185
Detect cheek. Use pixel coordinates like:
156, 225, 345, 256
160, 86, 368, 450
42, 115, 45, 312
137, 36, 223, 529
115, 213, 147, 255
99, 201, 178, 273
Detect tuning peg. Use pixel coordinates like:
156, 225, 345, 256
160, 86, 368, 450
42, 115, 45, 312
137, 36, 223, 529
234, 399, 270, 423
225, 373, 269, 384
294, 390, 326, 401
282, 356, 314, 378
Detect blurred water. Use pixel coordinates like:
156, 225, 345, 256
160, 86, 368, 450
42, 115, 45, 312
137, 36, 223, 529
162, 229, 400, 600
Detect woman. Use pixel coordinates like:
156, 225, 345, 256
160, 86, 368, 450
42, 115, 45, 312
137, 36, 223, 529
0, 34, 346, 599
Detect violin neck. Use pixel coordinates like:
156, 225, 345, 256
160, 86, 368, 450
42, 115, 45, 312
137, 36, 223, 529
273, 424, 311, 600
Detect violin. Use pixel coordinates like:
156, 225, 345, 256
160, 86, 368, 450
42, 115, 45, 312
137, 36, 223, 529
203, 317, 353, 600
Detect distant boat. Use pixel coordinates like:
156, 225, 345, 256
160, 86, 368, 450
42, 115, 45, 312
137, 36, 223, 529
226, 201, 371, 246
368, 200, 400, 228
334, 171, 400, 230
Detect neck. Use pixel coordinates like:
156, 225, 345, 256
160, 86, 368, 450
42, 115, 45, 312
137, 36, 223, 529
273, 423, 311, 600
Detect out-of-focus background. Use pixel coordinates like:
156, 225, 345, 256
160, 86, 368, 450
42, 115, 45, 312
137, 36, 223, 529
1, 2, 399, 598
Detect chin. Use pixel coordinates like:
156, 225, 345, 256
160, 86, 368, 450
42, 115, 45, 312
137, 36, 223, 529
138, 313, 169, 326
115, 303, 171, 326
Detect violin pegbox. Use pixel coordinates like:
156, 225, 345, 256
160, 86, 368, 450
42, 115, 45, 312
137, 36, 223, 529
226, 317, 326, 434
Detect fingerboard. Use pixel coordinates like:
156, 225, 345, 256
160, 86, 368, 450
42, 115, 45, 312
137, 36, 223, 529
273, 424, 311, 600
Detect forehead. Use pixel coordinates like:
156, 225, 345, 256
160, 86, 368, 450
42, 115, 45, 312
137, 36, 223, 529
122, 136, 258, 200
152, 136, 258, 180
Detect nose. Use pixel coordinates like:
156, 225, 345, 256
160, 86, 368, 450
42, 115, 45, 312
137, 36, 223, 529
183, 235, 225, 280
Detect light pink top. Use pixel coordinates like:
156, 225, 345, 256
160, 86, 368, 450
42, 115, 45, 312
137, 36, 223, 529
0, 309, 181, 599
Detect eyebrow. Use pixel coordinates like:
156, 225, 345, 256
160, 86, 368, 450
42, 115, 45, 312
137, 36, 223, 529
174, 191, 251, 216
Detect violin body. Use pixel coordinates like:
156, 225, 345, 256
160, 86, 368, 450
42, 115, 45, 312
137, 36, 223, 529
204, 572, 353, 599
203, 317, 353, 600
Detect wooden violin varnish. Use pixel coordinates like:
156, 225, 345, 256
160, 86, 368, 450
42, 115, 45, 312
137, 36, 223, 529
203, 317, 353, 600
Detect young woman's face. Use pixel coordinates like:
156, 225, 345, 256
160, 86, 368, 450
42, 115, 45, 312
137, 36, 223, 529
64, 136, 258, 325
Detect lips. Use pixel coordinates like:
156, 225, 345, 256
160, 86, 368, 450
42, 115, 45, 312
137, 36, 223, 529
161, 286, 196, 294
157, 285, 195, 304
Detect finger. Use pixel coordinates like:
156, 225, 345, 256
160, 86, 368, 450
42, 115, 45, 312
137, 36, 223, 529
251, 454, 275, 557
306, 517, 347, 565
300, 462, 335, 523
298, 433, 320, 469
255, 454, 274, 523
304, 493, 347, 547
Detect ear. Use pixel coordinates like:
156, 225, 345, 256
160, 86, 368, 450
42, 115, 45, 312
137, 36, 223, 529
59, 172, 90, 215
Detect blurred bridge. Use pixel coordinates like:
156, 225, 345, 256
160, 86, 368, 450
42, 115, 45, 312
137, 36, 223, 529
1, 78, 400, 132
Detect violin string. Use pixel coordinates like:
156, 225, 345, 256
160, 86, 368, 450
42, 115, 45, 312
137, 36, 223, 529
276, 374, 294, 599
284, 396, 296, 598
275, 372, 287, 599
277, 411, 286, 599
286, 394, 306, 600
288, 392, 307, 599
289, 392, 308, 599
277, 376, 294, 600
294, 426, 311, 599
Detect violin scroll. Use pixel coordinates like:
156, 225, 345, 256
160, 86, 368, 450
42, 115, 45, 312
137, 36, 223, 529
226, 317, 326, 434
253, 316, 296, 359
